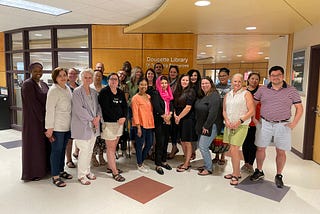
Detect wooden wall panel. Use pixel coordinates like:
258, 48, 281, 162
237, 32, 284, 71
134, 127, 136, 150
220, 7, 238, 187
0, 32, 4, 52
92, 49, 142, 75
143, 49, 194, 74
143, 34, 195, 50
92, 25, 142, 49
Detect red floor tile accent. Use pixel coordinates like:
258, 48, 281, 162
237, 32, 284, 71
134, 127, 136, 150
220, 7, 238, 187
113, 176, 173, 204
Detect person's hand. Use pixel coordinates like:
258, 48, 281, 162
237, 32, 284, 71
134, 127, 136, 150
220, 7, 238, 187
92, 116, 100, 128
202, 128, 209, 135
285, 122, 296, 129
45, 128, 53, 138
118, 117, 126, 125
137, 127, 142, 138
174, 115, 180, 125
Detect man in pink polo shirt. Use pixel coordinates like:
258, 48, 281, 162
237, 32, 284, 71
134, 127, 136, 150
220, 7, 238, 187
250, 66, 303, 188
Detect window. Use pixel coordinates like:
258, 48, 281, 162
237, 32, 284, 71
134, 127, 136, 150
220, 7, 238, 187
5, 25, 91, 129
29, 30, 51, 49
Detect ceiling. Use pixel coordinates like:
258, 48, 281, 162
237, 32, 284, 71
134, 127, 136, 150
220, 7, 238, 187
1, 0, 320, 63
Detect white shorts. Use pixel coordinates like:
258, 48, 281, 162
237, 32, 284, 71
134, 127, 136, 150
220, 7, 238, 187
255, 119, 291, 151
101, 122, 123, 141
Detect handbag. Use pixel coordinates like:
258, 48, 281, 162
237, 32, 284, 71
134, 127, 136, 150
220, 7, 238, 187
210, 134, 230, 153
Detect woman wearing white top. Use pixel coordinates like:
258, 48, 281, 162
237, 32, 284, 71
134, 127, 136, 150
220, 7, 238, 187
45, 67, 73, 187
222, 73, 254, 186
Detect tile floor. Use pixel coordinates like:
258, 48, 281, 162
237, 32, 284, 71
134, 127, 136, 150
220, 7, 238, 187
0, 129, 320, 214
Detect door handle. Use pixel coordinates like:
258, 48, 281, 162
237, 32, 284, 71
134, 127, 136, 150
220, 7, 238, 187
315, 105, 320, 117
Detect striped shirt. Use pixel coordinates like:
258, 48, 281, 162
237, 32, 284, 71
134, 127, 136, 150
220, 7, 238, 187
254, 81, 301, 121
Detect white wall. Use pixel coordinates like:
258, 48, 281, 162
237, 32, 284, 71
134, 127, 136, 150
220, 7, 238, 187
268, 36, 288, 71
290, 23, 320, 153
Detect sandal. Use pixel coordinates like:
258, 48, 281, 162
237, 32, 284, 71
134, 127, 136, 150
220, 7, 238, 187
52, 177, 66, 187
218, 159, 226, 165
112, 173, 125, 182
86, 173, 96, 180
230, 176, 239, 185
73, 153, 78, 159
197, 169, 212, 176
106, 168, 123, 174
59, 171, 73, 179
176, 165, 191, 172
197, 166, 205, 171
224, 174, 241, 179
212, 157, 219, 164
66, 161, 76, 168
78, 177, 91, 185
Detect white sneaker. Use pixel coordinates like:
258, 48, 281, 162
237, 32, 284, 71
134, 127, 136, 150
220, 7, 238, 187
137, 165, 149, 173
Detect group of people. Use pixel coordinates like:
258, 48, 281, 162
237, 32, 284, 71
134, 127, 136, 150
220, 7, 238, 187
21, 61, 303, 189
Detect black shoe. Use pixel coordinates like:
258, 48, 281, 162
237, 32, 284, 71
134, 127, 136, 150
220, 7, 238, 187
250, 168, 264, 181
161, 163, 172, 170
275, 174, 284, 188
156, 166, 164, 175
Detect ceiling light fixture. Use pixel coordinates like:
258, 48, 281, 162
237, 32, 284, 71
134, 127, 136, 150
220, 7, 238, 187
236, 54, 242, 57
194, 1, 211, 7
245, 26, 256, 30
217, 51, 223, 54
34, 33, 42, 37
206, 44, 213, 48
200, 52, 206, 55
264, 56, 270, 60
258, 51, 264, 55
0, 0, 71, 16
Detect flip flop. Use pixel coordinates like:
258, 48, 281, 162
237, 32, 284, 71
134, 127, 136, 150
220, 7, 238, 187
197, 169, 212, 176
106, 168, 123, 174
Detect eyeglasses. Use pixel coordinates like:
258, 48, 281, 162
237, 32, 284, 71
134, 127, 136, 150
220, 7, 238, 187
270, 74, 283, 78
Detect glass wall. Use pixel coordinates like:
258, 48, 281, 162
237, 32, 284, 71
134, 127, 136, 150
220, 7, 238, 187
5, 25, 91, 129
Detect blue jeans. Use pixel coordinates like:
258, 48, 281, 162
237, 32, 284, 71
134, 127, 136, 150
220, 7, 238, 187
198, 124, 217, 171
135, 127, 154, 165
50, 131, 70, 176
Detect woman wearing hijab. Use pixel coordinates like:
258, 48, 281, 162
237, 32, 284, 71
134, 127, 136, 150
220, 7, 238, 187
151, 76, 173, 175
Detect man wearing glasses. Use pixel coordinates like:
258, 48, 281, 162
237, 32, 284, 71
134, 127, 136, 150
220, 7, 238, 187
250, 65, 303, 188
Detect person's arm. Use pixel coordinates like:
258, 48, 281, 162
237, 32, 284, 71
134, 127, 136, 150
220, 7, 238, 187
222, 93, 231, 129
286, 103, 303, 129
174, 105, 191, 125
202, 93, 220, 133
45, 87, 58, 137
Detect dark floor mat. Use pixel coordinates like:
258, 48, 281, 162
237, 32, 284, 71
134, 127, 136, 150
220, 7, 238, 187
0, 140, 22, 149
235, 176, 290, 202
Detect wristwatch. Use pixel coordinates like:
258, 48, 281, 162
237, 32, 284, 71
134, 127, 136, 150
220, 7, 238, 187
239, 118, 244, 124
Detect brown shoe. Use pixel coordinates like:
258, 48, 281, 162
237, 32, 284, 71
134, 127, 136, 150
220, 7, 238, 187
91, 156, 99, 167
99, 154, 107, 166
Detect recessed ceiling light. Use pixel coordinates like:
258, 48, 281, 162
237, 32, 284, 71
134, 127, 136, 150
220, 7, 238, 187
221, 55, 226, 58
206, 44, 213, 48
236, 54, 242, 57
245, 26, 257, 30
217, 51, 223, 54
264, 56, 270, 60
258, 51, 264, 55
200, 52, 206, 55
34, 33, 42, 37
194, 1, 211, 7
0, 0, 71, 16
